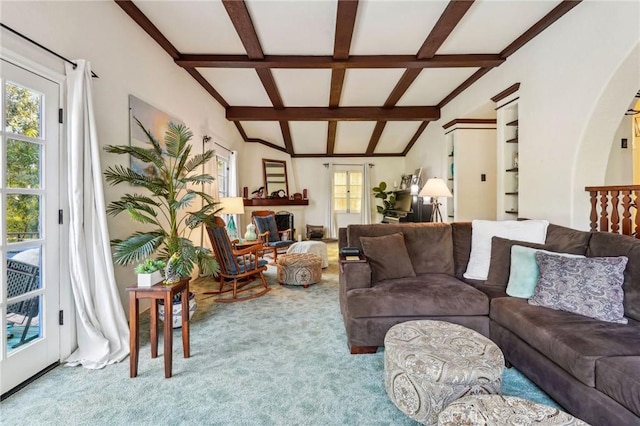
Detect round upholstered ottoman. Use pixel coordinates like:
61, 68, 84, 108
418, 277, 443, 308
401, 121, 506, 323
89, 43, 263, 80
384, 320, 504, 426
438, 395, 589, 426
276, 253, 322, 288
286, 241, 329, 268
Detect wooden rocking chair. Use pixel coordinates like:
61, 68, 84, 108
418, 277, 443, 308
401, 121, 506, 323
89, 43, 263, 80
204, 217, 270, 302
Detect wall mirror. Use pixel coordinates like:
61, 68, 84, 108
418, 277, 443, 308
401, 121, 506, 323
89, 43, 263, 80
262, 159, 289, 197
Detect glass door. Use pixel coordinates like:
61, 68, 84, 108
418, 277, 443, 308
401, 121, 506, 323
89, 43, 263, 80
334, 168, 363, 230
1, 59, 60, 395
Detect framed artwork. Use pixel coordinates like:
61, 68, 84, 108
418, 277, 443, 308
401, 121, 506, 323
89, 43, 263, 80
400, 174, 412, 190
129, 95, 182, 178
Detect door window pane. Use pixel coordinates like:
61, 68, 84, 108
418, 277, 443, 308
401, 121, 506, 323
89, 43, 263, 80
334, 198, 347, 212
7, 139, 41, 189
5, 82, 42, 138
6, 194, 40, 242
349, 198, 361, 212
334, 172, 347, 185
6, 295, 41, 353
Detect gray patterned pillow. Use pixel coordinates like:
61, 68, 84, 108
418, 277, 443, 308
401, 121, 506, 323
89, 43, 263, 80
528, 252, 628, 324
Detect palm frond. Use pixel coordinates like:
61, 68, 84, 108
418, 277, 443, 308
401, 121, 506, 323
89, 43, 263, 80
184, 150, 215, 173
104, 145, 163, 168
104, 165, 167, 195
165, 122, 192, 158
134, 117, 163, 155
182, 174, 215, 185
112, 231, 165, 265
127, 207, 161, 226
172, 192, 197, 211
106, 193, 160, 217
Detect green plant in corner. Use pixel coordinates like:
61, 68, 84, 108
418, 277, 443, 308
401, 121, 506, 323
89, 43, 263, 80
372, 181, 396, 216
104, 118, 220, 278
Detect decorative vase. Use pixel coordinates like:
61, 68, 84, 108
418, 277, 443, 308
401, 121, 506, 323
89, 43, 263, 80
137, 270, 162, 287
158, 292, 196, 328
244, 223, 257, 241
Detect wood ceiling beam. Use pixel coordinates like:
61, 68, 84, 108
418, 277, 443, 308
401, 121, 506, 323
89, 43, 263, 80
366, 0, 475, 156
175, 54, 503, 69
223, 0, 293, 154
402, 121, 429, 156
293, 153, 404, 158
114, 0, 229, 109
235, 122, 289, 154
436, 1, 581, 109
115, 0, 179, 59
227, 107, 440, 121
416, 0, 475, 60
221, 0, 264, 59
501, 0, 582, 59
328, 0, 359, 155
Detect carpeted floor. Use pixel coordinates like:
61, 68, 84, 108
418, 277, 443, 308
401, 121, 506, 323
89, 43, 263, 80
2, 242, 558, 425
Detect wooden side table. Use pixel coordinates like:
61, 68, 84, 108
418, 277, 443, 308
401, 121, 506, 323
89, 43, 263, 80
126, 277, 191, 378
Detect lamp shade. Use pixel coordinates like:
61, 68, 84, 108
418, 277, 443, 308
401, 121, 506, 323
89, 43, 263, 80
218, 197, 245, 215
418, 178, 452, 198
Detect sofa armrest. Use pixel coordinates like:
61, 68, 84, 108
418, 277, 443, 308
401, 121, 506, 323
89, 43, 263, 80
339, 258, 372, 290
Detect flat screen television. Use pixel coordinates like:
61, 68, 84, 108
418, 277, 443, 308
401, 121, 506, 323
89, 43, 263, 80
393, 191, 413, 213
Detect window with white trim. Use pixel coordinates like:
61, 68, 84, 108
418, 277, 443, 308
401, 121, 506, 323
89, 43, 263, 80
333, 170, 362, 213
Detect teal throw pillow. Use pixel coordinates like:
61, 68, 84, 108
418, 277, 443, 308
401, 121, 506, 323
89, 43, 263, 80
506, 245, 584, 298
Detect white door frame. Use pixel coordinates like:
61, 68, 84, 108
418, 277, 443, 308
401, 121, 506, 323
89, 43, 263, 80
1, 49, 72, 394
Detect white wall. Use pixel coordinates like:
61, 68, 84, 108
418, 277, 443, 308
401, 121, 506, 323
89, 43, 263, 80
1, 1, 242, 314
605, 115, 633, 185
407, 1, 640, 229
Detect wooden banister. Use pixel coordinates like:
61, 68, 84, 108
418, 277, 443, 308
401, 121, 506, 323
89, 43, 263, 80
585, 185, 640, 238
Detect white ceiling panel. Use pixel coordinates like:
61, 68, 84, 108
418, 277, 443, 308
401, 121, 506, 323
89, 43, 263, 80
133, 1, 246, 54
334, 122, 377, 154
350, 1, 448, 55
375, 122, 422, 154
341, 69, 406, 106
240, 121, 285, 149
397, 68, 479, 106
198, 68, 272, 106
246, 0, 337, 55
290, 122, 328, 154
272, 69, 331, 106
439, 1, 560, 54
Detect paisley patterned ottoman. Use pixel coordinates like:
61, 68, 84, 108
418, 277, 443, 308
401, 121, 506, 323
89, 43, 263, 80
384, 320, 504, 426
438, 395, 589, 425
276, 253, 322, 288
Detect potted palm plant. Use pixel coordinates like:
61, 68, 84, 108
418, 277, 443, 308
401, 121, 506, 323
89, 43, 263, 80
104, 118, 220, 279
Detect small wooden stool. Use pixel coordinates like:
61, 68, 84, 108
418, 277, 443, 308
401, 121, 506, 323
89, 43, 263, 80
126, 277, 191, 378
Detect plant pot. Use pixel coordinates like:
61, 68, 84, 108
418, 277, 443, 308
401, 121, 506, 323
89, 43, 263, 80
158, 292, 196, 328
137, 270, 163, 287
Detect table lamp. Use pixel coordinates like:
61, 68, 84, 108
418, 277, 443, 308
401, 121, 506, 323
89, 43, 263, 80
418, 178, 452, 222
219, 197, 245, 241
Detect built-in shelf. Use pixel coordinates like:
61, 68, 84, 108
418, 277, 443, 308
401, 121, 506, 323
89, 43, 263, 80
506, 138, 518, 143
506, 119, 519, 126
506, 167, 519, 172
243, 198, 309, 207
505, 192, 519, 195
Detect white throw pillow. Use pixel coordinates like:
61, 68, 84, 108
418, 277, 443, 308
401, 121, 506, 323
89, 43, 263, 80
11, 248, 40, 266
464, 219, 549, 280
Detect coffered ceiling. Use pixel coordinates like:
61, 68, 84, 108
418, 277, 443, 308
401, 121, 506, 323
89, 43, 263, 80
115, 0, 581, 157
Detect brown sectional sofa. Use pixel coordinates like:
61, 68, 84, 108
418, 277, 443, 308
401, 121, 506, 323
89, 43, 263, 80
338, 222, 640, 426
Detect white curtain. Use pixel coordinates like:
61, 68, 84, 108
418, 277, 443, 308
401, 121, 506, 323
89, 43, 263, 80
228, 150, 238, 197
64, 60, 129, 369
361, 164, 372, 224
326, 164, 338, 238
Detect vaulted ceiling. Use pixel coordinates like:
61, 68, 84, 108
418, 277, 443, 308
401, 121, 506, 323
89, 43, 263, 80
115, 0, 580, 157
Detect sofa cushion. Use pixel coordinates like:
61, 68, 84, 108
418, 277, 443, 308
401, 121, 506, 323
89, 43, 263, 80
506, 246, 584, 298
360, 232, 415, 282
486, 237, 551, 289
595, 356, 640, 417
491, 297, 640, 387
588, 232, 640, 322
464, 219, 549, 280
347, 223, 454, 275
347, 273, 489, 318
529, 253, 628, 324
545, 224, 591, 255
452, 222, 472, 278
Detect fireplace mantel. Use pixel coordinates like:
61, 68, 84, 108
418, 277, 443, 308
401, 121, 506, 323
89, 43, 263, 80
243, 198, 309, 207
